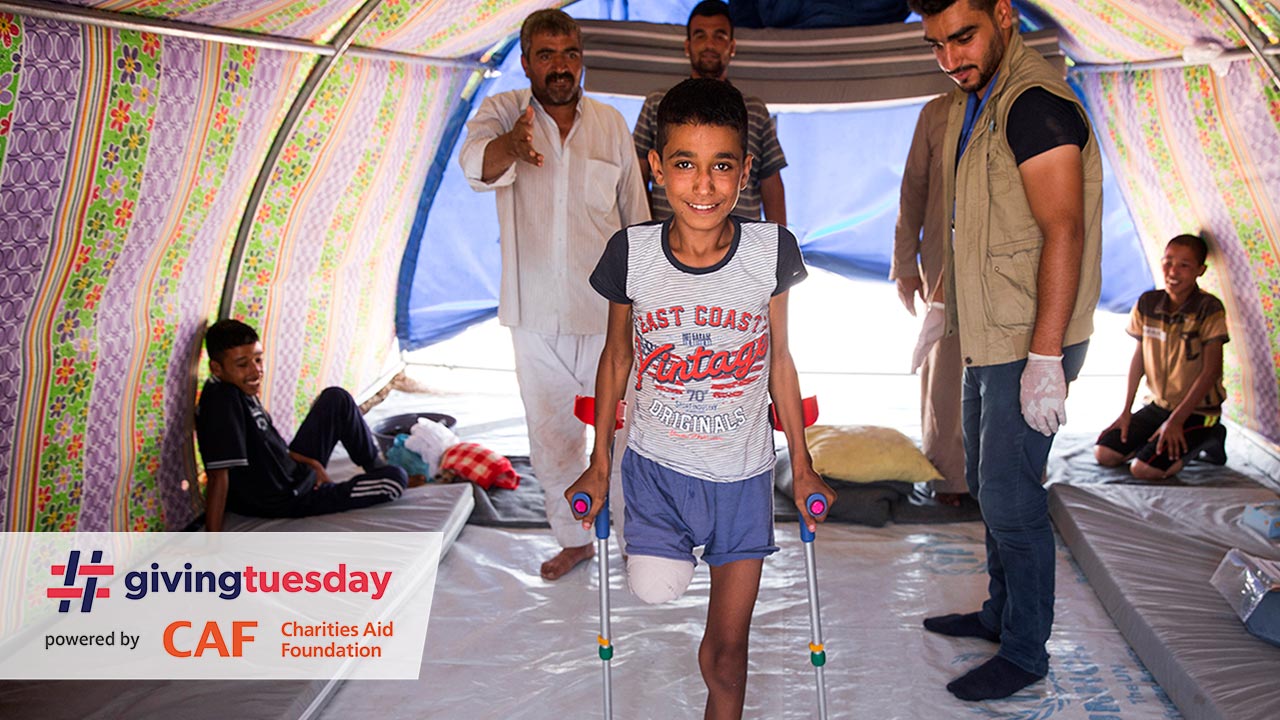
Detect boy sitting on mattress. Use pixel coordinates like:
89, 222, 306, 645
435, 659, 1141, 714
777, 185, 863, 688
565, 78, 834, 718
196, 319, 407, 531
1094, 234, 1230, 479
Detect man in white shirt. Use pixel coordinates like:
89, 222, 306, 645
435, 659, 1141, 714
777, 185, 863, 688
459, 8, 649, 580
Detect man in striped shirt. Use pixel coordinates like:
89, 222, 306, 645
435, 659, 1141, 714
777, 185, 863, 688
632, 0, 788, 224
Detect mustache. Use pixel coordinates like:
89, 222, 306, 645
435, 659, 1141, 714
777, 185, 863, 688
947, 64, 976, 76
544, 72, 575, 85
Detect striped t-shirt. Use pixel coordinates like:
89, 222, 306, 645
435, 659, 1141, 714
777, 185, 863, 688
590, 219, 807, 482
633, 89, 787, 222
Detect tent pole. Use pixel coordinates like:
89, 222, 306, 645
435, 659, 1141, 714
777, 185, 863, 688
1070, 47, 1258, 74
1213, 0, 1280, 90
2, 0, 331, 55
0, 0, 481, 70
216, 0, 389, 320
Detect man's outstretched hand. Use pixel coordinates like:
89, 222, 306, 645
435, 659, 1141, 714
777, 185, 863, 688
507, 106, 543, 167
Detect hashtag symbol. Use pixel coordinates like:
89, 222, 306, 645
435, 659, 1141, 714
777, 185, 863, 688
48, 550, 113, 613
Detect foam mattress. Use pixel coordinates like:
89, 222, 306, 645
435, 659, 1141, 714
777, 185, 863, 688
1049, 483, 1280, 720
224, 481, 474, 554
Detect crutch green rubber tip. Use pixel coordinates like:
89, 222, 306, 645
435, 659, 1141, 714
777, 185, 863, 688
599, 645, 614, 661
810, 650, 826, 667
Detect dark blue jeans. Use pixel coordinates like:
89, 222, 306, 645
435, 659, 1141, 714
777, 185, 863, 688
963, 341, 1088, 676
284, 387, 407, 518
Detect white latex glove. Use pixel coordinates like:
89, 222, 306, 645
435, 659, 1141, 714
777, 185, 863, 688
1020, 352, 1066, 436
910, 302, 945, 374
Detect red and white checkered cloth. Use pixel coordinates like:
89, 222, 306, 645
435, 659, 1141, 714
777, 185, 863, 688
439, 443, 519, 490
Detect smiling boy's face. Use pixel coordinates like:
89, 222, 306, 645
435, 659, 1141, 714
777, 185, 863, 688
1161, 242, 1206, 303
649, 123, 751, 234
210, 341, 264, 397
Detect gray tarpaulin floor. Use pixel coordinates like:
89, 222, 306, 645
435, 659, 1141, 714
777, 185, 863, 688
320, 512, 1185, 719
326, 296, 1193, 719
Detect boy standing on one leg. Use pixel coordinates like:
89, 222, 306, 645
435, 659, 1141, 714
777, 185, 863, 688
567, 79, 833, 720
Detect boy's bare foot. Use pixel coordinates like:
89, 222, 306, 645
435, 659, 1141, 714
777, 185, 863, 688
935, 492, 965, 508
540, 543, 595, 581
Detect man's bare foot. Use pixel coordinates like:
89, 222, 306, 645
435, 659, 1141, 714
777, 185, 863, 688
541, 543, 595, 581
935, 492, 966, 508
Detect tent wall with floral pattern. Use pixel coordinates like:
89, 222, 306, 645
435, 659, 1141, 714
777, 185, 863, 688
0, 0, 1276, 533
0, 0, 559, 531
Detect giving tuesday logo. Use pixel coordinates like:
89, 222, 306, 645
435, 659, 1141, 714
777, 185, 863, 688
47, 550, 113, 613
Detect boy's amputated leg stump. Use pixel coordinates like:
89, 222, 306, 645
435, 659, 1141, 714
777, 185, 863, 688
701, 558, 762, 720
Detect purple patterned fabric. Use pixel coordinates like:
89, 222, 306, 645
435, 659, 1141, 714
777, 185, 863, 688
321, 60, 399, 388
80, 34, 204, 531
145, 37, 207, 530
180, 0, 355, 42
1223, 64, 1280, 444
1078, 66, 1280, 447
62, 0, 356, 43
261, 57, 387, 435
1153, 68, 1280, 446
155, 46, 303, 528
0, 18, 81, 529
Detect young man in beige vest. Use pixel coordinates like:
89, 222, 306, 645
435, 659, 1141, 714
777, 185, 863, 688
909, 0, 1103, 701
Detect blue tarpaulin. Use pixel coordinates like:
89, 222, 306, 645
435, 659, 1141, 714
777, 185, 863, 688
397, 2, 1152, 350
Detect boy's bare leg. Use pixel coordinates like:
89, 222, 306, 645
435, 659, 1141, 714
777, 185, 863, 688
1131, 458, 1182, 481
701, 558, 763, 720
1093, 445, 1130, 467
540, 543, 595, 581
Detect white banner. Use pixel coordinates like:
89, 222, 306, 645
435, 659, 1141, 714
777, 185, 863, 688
0, 532, 441, 679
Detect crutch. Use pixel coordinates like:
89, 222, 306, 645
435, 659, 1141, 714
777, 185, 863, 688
799, 491, 830, 719
568, 394, 624, 720
772, 396, 829, 719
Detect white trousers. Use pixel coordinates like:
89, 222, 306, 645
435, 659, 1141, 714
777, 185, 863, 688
511, 328, 627, 549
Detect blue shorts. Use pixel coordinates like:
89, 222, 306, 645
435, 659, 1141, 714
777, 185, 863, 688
621, 448, 778, 567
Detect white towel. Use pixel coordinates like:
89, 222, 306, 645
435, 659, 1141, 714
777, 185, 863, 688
405, 417, 460, 473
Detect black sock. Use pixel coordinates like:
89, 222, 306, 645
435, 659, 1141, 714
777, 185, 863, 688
923, 612, 1001, 642
947, 656, 1044, 701
1198, 426, 1228, 465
